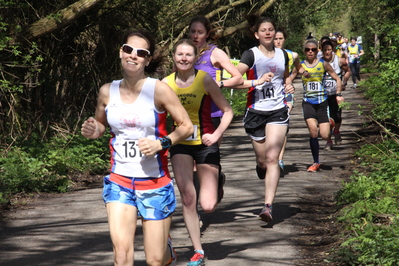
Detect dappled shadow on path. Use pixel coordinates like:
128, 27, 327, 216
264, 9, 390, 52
0, 217, 112, 266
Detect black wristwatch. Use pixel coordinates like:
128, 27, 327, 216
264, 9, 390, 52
219, 81, 224, 88
159, 136, 172, 150
336, 93, 343, 97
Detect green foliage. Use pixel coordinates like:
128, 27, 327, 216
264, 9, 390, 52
337, 219, 399, 265
331, 32, 399, 258
335, 137, 399, 265
383, 23, 399, 60
338, 101, 352, 111
1, 0, 377, 143
0, 133, 110, 204
222, 88, 247, 116
349, 0, 399, 62
361, 60, 399, 124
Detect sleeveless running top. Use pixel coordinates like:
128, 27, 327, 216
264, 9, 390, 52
301, 59, 328, 104
106, 79, 169, 178
348, 44, 362, 63
165, 70, 214, 145
285, 49, 295, 74
335, 48, 342, 58
240, 47, 287, 112
194, 44, 223, 118
324, 55, 341, 95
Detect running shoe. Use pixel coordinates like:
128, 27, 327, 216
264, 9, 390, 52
187, 251, 205, 266
278, 160, 284, 171
217, 172, 226, 203
307, 163, 320, 172
324, 141, 333, 151
334, 131, 342, 145
165, 235, 177, 266
353, 83, 357, 89
259, 204, 273, 223
256, 165, 266, 180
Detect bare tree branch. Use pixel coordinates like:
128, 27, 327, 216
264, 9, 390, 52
206, 0, 249, 18
219, 0, 276, 37
300, 0, 331, 14
158, 0, 275, 56
160, 0, 259, 48
17, 0, 104, 42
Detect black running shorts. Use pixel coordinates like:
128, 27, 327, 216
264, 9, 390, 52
243, 107, 289, 139
302, 100, 329, 123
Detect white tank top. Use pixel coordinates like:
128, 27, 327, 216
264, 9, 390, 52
105, 78, 169, 178
324, 55, 341, 95
247, 47, 286, 111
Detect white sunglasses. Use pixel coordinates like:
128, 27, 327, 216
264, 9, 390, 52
121, 44, 151, 58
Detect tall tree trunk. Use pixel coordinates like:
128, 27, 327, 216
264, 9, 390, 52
374, 33, 380, 61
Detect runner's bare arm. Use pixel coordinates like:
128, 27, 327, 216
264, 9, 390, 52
137, 81, 193, 156
211, 48, 244, 87
81, 83, 110, 139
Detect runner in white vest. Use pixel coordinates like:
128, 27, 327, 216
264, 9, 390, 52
81, 29, 193, 266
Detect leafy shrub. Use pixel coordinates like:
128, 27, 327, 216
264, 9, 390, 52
362, 60, 399, 124
335, 138, 399, 265
0, 133, 110, 204
222, 87, 248, 116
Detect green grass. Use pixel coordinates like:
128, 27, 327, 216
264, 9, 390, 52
333, 121, 399, 264
329, 59, 399, 265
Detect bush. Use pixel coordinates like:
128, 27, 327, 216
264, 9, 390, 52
362, 60, 399, 124
222, 87, 248, 116
0, 133, 110, 204
335, 138, 399, 265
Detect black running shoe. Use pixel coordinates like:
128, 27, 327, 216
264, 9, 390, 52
217, 172, 226, 203
256, 165, 266, 180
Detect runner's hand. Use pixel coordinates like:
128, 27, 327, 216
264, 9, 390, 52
138, 138, 161, 156
202, 133, 218, 147
258, 72, 274, 85
336, 96, 345, 104
284, 83, 295, 94
81, 117, 100, 139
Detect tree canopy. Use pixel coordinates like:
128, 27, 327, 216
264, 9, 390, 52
1, 0, 398, 143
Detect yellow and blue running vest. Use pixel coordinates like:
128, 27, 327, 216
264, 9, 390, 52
301, 59, 327, 104
348, 44, 362, 63
285, 49, 294, 74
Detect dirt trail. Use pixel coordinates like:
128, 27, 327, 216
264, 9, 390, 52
0, 78, 371, 265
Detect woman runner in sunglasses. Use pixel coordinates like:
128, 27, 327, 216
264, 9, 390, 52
300, 39, 344, 172
81, 29, 193, 266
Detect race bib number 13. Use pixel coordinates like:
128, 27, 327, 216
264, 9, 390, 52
121, 140, 143, 159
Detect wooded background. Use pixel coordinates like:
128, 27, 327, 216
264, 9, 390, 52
1, 0, 398, 144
